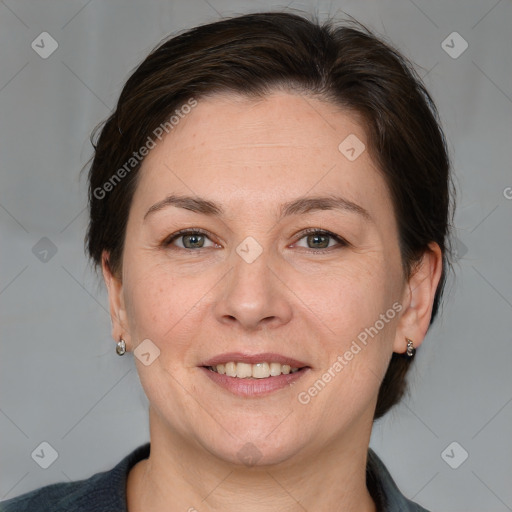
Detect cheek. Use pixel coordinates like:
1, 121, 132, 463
304, 255, 402, 400
122, 259, 214, 367
303, 255, 398, 334
307, 279, 399, 421
123, 263, 179, 340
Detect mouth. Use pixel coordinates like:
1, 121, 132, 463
200, 352, 310, 377
205, 361, 303, 378
199, 353, 310, 396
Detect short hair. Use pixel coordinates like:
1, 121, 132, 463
85, 12, 454, 420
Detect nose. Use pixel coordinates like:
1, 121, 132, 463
213, 245, 293, 332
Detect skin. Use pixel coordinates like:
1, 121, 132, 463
102, 91, 442, 512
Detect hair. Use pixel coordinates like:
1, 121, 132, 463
85, 11, 454, 420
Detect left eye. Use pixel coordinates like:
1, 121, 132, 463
294, 230, 346, 250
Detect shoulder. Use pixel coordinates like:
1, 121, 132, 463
0, 443, 150, 512
367, 448, 431, 512
0, 479, 101, 512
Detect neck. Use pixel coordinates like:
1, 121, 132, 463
127, 408, 377, 512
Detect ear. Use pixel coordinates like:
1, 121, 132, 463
101, 250, 130, 351
394, 242, 443, 354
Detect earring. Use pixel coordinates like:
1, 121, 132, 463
116, 339, 126, 356
406, 338, 415, 357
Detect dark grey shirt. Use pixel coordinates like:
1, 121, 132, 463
1, 443, 429, 511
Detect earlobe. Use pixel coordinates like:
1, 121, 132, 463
101, 251, 129, 349
394, 242, 443, 354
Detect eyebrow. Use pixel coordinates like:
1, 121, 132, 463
143, 194, 372, 222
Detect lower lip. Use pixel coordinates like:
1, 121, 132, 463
200, 366, 308, 397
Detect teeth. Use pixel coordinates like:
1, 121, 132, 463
269, 362, 281, 376
236, 362, 252, 378
209, 362, 301, 378
252, 362, 270, 378
225, 362, 236, 377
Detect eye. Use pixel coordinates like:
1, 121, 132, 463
294, 229, 348, 251
163, 228, 348, 252
164, 229, 218, 249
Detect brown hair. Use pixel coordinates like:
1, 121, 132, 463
85, 12, 454, 420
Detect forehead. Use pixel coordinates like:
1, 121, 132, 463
133, 91, 392, 220
157, 91, 364, 162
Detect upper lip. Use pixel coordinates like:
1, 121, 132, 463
200, 352, 310, 368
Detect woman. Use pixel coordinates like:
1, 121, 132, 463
1, 11, 452, 512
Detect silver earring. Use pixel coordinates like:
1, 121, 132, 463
406, 338, 415, 357
116, 339, 126, 356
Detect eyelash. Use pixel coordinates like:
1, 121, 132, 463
163, 227, 349, 253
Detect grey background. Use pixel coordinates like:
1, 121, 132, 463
1, 0, 511, 510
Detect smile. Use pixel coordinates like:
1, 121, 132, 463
206, 362, 301, 379
199, 352, 310, 396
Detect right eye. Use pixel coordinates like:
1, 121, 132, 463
164, 229, 218, 250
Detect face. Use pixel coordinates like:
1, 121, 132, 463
104, 91, 433, 467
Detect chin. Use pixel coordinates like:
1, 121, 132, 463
209, 438, 305, 468
195, 420, 311, 468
